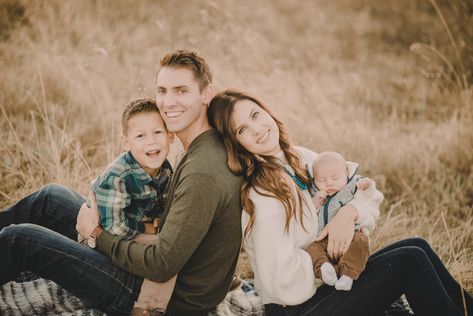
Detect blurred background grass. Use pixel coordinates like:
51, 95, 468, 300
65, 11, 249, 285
0, 0, 472, 291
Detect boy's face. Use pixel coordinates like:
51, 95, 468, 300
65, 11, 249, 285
122, 111, 173, 177
313, 160, 348, 196
155, 67, 212, 140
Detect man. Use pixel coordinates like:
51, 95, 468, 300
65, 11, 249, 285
0, 49, 243, 316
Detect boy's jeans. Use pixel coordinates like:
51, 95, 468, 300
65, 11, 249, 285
0, 183, 143, 316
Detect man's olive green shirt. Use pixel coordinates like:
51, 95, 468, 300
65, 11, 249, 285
97, 129, 243, 314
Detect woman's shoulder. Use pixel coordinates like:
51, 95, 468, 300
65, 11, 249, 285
293, 146, 318, 166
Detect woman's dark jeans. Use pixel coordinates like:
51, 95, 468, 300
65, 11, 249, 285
0, 184, 143, 316
265, 238, 473, 316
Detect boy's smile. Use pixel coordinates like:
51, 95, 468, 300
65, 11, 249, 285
122, 111, 172, 177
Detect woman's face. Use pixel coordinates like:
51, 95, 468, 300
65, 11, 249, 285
231, 99, 281, 156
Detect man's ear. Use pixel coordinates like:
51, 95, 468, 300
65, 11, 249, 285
122, 135, 130, 151
168, 132, 175, 144
202, 84, 214, 104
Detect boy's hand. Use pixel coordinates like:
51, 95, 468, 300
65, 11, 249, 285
357, 178, 373, 191
144, 222, 158, 234
312, 191, 328, 209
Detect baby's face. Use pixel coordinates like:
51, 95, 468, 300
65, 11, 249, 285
313, 160, 348, 196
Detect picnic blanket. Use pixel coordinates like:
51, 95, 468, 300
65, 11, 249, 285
0, 277, 263, 316
0, 274, 413, 315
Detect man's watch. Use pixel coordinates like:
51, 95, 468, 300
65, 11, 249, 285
86, 226, 103, 249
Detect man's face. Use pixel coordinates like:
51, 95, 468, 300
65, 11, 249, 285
122, 112, 172, 177
156, 67, 211, 140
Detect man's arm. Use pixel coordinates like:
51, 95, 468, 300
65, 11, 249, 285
94, 173, 221, 282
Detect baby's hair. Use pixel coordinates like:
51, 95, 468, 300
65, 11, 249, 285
313, 151, 348, 176
121, 98, 161, 135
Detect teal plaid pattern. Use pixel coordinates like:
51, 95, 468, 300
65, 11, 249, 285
92, 152, 172, 237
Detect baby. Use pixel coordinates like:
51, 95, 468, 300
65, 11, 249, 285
306, 151, 379, 291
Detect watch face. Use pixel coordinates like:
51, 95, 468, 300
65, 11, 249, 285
87, 237, 97, 248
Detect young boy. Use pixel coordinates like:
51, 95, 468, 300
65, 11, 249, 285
82, 98, 176, 314
306, 151, 382, 291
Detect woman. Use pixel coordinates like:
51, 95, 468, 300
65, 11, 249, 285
208, 89, 473, 316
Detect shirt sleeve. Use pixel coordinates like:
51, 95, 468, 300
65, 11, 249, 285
348, 181, 384, 234
96, 173, 221, 282
246, 190, 317, 305
93, 175, 144, 237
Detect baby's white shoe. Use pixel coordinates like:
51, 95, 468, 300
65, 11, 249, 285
320, 262, 338, 286
335, 275, 353, 291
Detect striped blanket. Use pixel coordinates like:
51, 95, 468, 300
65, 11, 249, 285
0, 277, 263, 316
0, 275, 413, 315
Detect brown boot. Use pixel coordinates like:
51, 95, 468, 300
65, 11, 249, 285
130, 307, 166, 316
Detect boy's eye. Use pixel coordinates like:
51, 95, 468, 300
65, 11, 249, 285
154, 130, 162, 135
178, 88, 187, 94
136, 134, 144, 138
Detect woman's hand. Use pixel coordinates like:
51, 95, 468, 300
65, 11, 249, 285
76, 191, 100, 239
315, 204, 358, 262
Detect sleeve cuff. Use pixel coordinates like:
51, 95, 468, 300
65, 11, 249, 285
96, 229, 119, 256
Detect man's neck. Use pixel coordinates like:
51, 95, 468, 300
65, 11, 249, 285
177, 121, 212, 150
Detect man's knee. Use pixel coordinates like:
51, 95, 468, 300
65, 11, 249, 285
39, 183, 69, 198
0, 223, 36, 243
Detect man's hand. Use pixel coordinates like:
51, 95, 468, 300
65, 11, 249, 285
357, 178, 373, 191
315, 204, 357, 262
312, 191, 328, 209
76, 191, 100, 239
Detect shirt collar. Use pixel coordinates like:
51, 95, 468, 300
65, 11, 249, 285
124, 151, 172, 184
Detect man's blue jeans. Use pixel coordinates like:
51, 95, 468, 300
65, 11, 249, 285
0, 184, 143, 316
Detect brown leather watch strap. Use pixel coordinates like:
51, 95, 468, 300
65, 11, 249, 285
90, 225, 104, 240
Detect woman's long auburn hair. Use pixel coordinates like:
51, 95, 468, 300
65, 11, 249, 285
208, 89, 309, 236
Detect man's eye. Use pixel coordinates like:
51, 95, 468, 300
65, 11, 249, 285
154, 130, 162, 135
157, 89, 165, 95
178, 89, 187, 94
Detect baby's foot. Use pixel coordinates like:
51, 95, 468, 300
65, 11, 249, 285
320, 262, 337, 286
335, 275, 353, 291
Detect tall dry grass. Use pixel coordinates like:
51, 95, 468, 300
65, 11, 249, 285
0, 0, 472, 293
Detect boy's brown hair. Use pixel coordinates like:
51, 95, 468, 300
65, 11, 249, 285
158, 49, 213, 91
121, 98, 161, 135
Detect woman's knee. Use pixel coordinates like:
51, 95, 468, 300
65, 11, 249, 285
401, 237, 432, 253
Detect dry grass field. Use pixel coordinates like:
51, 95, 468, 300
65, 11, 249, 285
1, 0, 472, 294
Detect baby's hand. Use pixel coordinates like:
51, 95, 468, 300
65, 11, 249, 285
357, 178, 373, 191
312, 191, 328, 208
